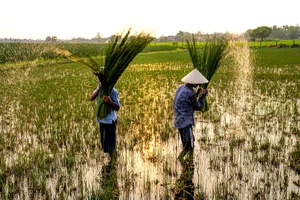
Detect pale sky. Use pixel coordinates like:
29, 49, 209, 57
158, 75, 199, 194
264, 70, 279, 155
1, 0, 299, 39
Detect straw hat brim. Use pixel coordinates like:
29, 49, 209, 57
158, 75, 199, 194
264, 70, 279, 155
181, 69, 209, 84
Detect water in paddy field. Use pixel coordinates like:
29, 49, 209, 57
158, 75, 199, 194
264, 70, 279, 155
79, 40, 299, 199
1, 40, 299, 199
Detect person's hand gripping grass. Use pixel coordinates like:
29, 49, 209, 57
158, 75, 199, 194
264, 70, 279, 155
103, 96, 120, 111
196, 87, 208, 96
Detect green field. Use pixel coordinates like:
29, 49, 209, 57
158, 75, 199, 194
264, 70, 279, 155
0, 43, 299, 199
1, 39, 299, 64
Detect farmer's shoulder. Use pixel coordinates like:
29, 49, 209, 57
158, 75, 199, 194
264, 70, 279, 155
177, 84, 184, 89
111, 87, 119, 95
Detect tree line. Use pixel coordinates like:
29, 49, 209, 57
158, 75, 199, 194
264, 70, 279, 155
158, 24, 300, 42
246, 25, 300, 41
1, 24, 299, 43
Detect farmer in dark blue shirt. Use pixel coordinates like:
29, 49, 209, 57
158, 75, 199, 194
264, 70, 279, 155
174, 69, 208, 165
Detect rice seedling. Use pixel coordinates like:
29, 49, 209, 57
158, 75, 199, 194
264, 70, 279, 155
186, 34, 230, 111
57, 28, 154, 119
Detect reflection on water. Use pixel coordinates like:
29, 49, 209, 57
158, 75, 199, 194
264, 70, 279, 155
3, 44, 300, 199
174, 155, 195, 199
71, 44, 300, 198
102, 162, 119, 199
90, 158, 119, 199
81, 101, 299, 199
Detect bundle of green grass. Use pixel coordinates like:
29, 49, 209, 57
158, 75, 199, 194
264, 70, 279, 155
58, 28, 154, 119
186, 34, 230, 112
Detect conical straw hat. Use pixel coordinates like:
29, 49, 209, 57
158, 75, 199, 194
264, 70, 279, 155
181, 68, 209, 84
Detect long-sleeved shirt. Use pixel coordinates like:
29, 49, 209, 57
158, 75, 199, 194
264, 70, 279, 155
173, 84, 206, 129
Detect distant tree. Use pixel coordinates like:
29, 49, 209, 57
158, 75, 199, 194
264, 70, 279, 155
110, 35, 117, 42
202, 33, 211, 41
250, 26, 272, 41
268, 24, 299, 39
157, 35, 168, 42
174, 31, 193, 45
286, 26, 299, 39
174, 31, 185, 42
269, 25, 286, 39
46, 36, 52, 42
224, 31, 235, 41
245, 29, 254, 41
184, 32, 192, 41
282, 25, 289, 31
194, 31, 204, 41
52, 36, 57, 42
46, 36, 57, 42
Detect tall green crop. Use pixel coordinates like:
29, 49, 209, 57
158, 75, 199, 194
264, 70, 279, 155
186, 34, 230, 112
57, 28, 154, 119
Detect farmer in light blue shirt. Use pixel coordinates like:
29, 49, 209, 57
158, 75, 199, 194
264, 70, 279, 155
173, 69, 208, 165
90, 81, 120, 166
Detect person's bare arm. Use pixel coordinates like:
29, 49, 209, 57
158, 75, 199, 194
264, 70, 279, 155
90, 84, 101, 101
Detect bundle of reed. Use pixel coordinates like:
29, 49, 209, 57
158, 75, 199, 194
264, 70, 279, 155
57, 28, 154, 119
186, 34, 230, 112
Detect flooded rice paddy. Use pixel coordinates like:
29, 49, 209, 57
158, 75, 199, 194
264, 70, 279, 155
0, 45, 299, 199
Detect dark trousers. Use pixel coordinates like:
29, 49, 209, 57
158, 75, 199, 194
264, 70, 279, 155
99, 120, 117, 153
179, 125, 194, 151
